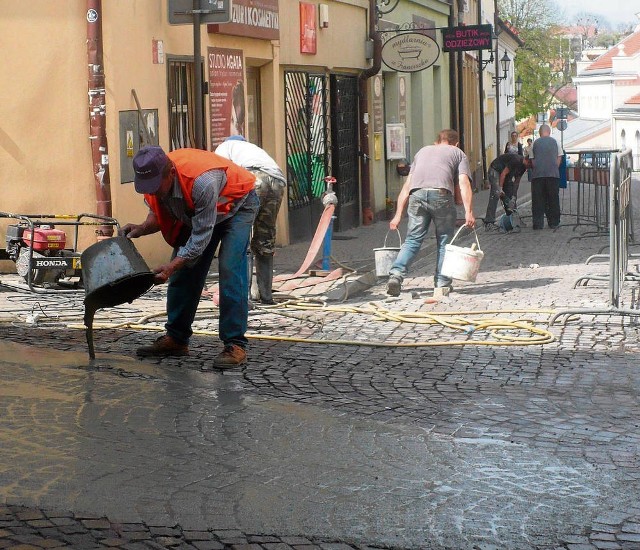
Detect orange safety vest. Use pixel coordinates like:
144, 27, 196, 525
145, 148, 256, 247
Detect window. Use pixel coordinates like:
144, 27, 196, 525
167, 58, 205, 151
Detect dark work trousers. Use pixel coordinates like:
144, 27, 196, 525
531, 177, 561, 229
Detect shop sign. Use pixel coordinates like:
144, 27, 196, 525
442, 24, 492, 52
208, 0, 279, 40
208, 47, 246, 148
381, 33, 439, 73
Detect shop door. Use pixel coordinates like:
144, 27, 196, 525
330, 74, 359, 231
245, 67, 262, 147
284, 71, 329, 243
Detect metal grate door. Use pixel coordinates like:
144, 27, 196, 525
284, 71, 329, 243
330, 74, 359, 231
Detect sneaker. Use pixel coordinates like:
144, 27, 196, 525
387, 276, 402, 296
136, 335, 189, 357
213, 344, 247, 369
484, 222, 499, 232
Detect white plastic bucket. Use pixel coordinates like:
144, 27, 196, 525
373, 229, 402, 277
441, 226, 484, 282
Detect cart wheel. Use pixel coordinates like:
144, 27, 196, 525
16, 248, 45, 285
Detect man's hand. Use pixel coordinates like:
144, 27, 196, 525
389, 215, 402, 231
119, 223, 144, 239
464, 211, 476, 229
152, 257, 187, 285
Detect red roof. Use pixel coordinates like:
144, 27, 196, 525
626, 92, 640, 105
587, 29, 640, 71
553, 86, 577, 107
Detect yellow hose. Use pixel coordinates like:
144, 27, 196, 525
67, 301, 557, 347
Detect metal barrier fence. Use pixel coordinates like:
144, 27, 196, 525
563, 149, 617, 234
550, 149, 638, 324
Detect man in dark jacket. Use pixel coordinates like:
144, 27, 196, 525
483, 153, 529, 230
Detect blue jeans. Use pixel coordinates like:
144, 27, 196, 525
389, 188, 457, 288
165, 190, 259, 347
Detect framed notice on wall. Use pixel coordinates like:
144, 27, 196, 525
386, 123, 406, 160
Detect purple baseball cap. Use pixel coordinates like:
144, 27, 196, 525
133, 146, 169, 194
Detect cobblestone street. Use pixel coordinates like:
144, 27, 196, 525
1, 179, 640, 549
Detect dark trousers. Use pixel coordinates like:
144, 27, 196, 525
531, 177, 560, 229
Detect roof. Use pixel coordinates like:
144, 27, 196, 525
558, 117, 611, 149
496, 17, 525, 47
586, 29, 640, 71
552, 86, 577, 108
625, 92, 640, 105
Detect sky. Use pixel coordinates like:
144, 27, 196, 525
560, 0, 640, 28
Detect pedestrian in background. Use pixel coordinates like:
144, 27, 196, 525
523, 138, 533, 181
504, 131, 523, 156
387, 129, 475, 297
530, 124, 563, 230
215, 135, 286, 304
483, 153, 529, 230
120, 146, 259, 368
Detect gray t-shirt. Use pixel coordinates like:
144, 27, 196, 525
409, 144, 472, 194
531, 136, 562, 179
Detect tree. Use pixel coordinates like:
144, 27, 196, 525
498, 0, 558, 32
498, 0, 574, 119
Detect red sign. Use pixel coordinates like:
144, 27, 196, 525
208, 47, 246, 149
299, 2, 317, 54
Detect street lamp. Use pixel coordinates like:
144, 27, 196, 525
506, 76, 523, 105
492, 51, 511, 85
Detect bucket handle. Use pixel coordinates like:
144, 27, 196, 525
450, 225, 482, 252
383, 229, 403, 248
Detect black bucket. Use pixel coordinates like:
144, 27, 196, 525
81, 237, 156, 358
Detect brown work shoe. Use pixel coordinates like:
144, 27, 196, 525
213, 344, 247, 369
136, 335, 189, 357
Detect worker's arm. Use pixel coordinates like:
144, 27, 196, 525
119, 210, 160, 238
389, 174, 413, 231
499, 167, 510, 193
458, 173, 475, 228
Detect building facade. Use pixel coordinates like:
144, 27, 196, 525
0, 0, 370, 267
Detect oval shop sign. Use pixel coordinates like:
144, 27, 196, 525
381, 32, 440, 73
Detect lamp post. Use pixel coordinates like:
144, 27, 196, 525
492, 51, 510, 85
506, 76, 522, 105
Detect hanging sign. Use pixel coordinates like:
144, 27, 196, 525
442, 24, 492, 52
381, 33, 440, 73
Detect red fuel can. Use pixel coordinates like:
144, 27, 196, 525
22, 227, 67, 252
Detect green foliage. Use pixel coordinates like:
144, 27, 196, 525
498, 0, 574, 119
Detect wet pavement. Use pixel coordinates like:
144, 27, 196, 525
2, 177, 640, 549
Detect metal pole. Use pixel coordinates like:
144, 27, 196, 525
322, 217, 336, 270
193, 0, 204, 150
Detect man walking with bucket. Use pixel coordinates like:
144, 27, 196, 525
387, 129, 476, 297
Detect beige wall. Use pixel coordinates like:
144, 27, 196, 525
278, 0, 368, 69
0, 0, 281, 270
1, 0, 373, 273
